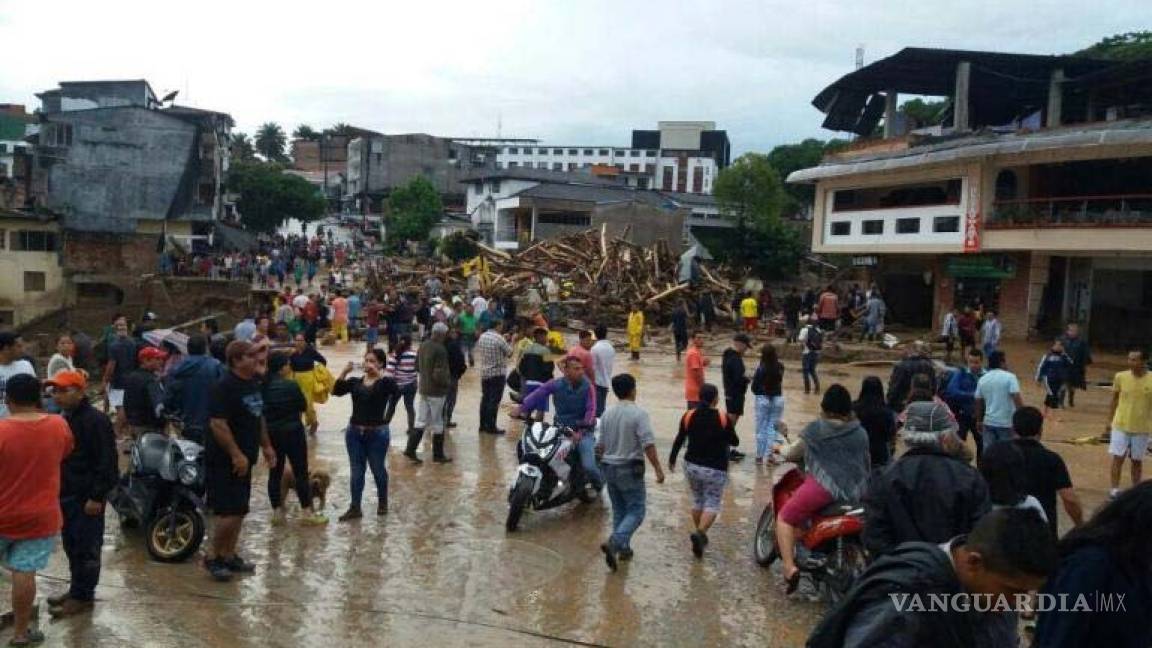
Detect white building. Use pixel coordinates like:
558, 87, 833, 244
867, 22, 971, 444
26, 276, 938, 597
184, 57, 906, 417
493, 121, 730, 195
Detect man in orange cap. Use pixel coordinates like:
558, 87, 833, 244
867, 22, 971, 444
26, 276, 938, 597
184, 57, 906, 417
46, 370, 116, 618
123, 346, 168, 438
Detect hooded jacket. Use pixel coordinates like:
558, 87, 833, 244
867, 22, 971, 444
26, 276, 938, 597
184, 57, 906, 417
164, 354, 224, 435
862, 446, 990, 558
807, 541, 974, 648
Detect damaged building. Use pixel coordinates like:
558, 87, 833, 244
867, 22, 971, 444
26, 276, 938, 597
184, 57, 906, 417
789, 48, 1152, 347
0, 79, 233, 327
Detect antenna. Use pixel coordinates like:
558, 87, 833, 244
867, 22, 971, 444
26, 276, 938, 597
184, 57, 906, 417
497, 111, 503, 139
856, 45, 865, 70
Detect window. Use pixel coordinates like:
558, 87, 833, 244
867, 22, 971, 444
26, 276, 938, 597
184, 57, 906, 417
508, 161, 518, 168
615, 150, 626, 157
42, 123, 73, 147
0, 144, 7, 154
832, 178, 962, 212
566, 163, 575, 171
448, 148, 458, 161
692, 167, 703, 193
23, 271, 46, 292
896, 218, 921, 234
11, 230, 58, 252
490, 180, 501, 194
0, 311, 12, 327
862, 220, 884, 235
629, 150, 640, 157
830, 222, 851, 236
537, 213, 592, 226
638, 178, 649, 189
629, 164, 639, 172
662, 167, 674, 190
552, 148, 563, 155
646, 150, 657, 157
507, 147, 519, 155
537, 162, 548, 169
583, 149, 593, 155
552, 163, 563, 170
645, 164, 655, 174
0, 163, 7, 178
615, 164, 624, 170
567, 149, 578, 155
598, 149, 609, 156
933, 216, 960, 233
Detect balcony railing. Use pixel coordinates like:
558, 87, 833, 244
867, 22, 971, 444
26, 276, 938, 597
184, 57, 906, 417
988, 195, 1152, 229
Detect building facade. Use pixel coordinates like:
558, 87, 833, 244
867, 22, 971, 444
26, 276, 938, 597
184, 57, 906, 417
344, 133, 496, 213
791, 49, 1152, 347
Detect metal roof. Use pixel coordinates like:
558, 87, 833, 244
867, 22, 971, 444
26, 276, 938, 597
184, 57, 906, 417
787, 119, 1152, 183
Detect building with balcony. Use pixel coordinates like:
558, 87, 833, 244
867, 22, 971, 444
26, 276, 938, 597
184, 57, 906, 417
789, 48, 1152, 346
494, 121, 730, 195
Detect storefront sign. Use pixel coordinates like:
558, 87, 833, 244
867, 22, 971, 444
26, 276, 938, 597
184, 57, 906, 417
851, 255, 879, 267
964, 177, 981, 253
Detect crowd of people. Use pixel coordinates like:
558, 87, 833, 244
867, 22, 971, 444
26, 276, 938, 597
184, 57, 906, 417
0, 251, 1150, 646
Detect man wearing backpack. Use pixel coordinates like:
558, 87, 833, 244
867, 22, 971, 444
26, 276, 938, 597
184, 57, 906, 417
799, 315, 822, 395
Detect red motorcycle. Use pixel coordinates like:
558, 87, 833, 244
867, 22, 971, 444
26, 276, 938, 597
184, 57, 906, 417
753, 462, 867, 603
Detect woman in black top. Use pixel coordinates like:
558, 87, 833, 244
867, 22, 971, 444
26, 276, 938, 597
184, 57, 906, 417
751, 343, 786, 465
669, 384, 739, 558
332, 348, 397, 521
854, 376, 896, 468
263, 354, 327, 526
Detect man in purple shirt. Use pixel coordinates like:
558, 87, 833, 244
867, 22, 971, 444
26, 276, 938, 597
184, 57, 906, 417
517, 354, 601, 491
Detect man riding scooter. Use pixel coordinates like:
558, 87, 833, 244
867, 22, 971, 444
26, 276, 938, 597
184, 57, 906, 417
516, 353, 602, 493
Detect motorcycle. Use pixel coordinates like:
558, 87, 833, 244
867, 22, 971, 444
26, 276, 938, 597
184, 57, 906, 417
753, 462, 867, 603
109, 426, 207, 562
506, 418, 597, 532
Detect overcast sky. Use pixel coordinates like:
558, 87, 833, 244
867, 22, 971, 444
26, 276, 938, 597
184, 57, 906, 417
0, 1, 1142, 154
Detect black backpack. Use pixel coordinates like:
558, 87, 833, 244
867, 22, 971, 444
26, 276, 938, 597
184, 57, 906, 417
806, 326, 824, 352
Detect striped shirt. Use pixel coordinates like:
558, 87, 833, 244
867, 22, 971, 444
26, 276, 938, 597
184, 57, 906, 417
386, 350, 418, 387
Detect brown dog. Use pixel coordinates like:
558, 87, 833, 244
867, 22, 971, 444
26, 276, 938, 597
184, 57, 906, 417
279, 464, 331, 511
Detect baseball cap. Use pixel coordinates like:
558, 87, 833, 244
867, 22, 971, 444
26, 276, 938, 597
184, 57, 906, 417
138, 346, 169, 362
45, 370, 88, 390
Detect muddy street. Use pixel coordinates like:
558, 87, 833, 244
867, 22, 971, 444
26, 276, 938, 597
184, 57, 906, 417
8, 336, 1120, 647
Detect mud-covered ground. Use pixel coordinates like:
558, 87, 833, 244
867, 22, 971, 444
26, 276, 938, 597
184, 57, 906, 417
3, 335, 1121, 647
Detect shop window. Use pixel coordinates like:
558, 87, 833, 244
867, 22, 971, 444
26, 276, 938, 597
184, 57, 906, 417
833, 178, 962, 212
862, 220, 884, 235
830, 221, 851, 236
896, 218, 921, 234
995, 170, 1018, 202
934, 216, 960, 233
24, 271, 46, 292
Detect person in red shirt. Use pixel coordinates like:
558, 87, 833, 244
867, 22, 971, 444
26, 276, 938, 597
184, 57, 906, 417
684, 331, 710, 409
817, 286, 839, 332
0, 374, 74, 646
568, 330, 596, 385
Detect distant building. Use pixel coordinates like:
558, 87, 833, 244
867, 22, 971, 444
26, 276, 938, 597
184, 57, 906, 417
290, 128, 381, 206
790, 48, 1152, 345
0, 105, 33, 182
494, 121, 731, 195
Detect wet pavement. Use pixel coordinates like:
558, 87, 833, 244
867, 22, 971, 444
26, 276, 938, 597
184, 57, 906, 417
4, 335, 1123, 647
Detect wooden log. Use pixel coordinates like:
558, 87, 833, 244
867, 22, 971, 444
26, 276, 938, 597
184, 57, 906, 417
646, 283, 689, 303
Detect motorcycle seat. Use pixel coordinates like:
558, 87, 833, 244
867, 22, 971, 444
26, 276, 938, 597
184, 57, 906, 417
816, 502, 860, 517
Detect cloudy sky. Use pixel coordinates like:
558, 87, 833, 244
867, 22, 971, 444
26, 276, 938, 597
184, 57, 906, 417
0, 1, 1142, 154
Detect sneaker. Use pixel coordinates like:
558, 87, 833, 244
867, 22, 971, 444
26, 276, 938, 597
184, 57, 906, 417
339, 506, 363, 522
600, 542, 618, 572
7, 629, 45, 646
223, 555, 257, 573
402, 451, 423, 465
446, 422, 458, 429
618, 548, 634, 561
205, 558, 233, 582
377, 502, 388, 516
270, 508, 287, 526
46, 592, 70, 607
48, 598, 93, 618
301, 512, 329, 526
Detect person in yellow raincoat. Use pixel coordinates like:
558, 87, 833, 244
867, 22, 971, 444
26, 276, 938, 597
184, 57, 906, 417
289, 334, 329, 434
627, 303, 645, 361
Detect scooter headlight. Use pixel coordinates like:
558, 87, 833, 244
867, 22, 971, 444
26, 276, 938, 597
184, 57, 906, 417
177, 461, 200, 486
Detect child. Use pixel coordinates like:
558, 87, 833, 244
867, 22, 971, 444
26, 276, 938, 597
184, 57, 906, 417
1036, 340, 1073, 418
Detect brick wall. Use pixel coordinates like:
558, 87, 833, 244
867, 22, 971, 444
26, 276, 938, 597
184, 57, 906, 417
62, 232, 160, 276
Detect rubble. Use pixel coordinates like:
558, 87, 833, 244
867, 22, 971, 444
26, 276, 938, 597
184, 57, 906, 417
365, 225, 742, 323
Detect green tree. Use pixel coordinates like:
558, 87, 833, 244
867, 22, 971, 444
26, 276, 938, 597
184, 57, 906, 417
386, 176, 442, 246
292, 124, 319, 140
899, 98, 947, 129
765, 138, 848, 215
439, 230, 480, 261
1078, 31, 1152, 60
230, 132, 256, 162
324, 123, 360, 137
228, 161, 326, 233
713, 153, 789, 269
255, 122, 288, 163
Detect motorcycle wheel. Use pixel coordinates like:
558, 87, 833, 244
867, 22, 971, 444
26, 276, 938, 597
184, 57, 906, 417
506, 476, 534, 532
146, 508, 205, 563
826, 539, 868, 604
753, 504, 779, 567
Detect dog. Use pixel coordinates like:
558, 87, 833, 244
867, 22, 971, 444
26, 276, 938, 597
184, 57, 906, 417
279, 464, 331, 511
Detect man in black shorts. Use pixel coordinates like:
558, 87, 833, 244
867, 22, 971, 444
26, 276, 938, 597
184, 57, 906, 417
204, 341, 276, 582
721, 333, 751, 460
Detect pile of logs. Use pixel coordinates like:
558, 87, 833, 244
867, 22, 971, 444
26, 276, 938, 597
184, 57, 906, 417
365, 225, 741, 323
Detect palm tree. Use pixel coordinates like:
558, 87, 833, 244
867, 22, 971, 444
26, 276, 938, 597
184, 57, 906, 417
293, 124, 319, 140
230, 132, 256, 162
255, 122, 288, 162
325, 123, 359, 137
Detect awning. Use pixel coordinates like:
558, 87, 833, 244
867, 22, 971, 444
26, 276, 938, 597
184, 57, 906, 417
946, 256, 1016, 279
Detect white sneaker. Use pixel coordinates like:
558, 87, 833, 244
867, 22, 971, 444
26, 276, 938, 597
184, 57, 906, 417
1109, 488, 1121, 500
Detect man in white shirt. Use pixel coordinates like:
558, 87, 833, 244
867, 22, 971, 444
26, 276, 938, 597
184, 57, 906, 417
0, 332, 36, 418
591, 324, 616, 418
471, 293, 489, 318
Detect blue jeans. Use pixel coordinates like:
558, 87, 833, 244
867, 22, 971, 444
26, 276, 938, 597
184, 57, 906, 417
603, 462, 646, 552
802, 353, 820, 393
982, 424, 1015, 451
577, 433, 604, 490
755, 395, 785, 459
983, 342, 998, 358
345, 425, 390, 509
60, 497, 104, 600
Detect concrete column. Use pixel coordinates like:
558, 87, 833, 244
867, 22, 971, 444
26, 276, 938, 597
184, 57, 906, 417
883, 91, 900, 138
1046, 68, 1065, 128
530, 205, 538, 242
953, 61, 971, 131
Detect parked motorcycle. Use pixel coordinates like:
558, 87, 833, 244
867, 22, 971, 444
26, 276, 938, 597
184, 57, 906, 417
753, 462, 867, 603
109, 429, 206, 562
506, 418, 597, 532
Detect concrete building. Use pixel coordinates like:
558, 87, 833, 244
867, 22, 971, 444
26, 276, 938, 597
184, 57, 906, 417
0, 211, 65, 327
345, 133, 497, 213
789, 48, 1152, 346
463, 167, 695, 252
494, 121, 730, 195
0, 105, 33, 182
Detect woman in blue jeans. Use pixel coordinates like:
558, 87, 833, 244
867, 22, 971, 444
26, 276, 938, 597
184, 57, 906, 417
751, 343, 786, 464
333, 348, 397, 521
